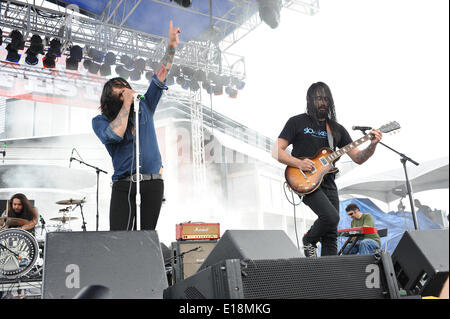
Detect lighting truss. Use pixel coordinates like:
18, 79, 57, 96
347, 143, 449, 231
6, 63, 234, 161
0, 0, 246, 79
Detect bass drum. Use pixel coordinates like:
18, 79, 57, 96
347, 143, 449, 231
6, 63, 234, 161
0, 228, 39, 280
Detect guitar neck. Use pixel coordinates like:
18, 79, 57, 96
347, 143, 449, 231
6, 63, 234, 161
326, 134, 372, 162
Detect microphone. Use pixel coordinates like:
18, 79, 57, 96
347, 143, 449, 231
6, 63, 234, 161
352, 126, 372, 131
133, 93, 145, 101
69, 148, 75, 168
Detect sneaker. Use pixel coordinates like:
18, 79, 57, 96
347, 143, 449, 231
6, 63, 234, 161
303, 243, 317, 258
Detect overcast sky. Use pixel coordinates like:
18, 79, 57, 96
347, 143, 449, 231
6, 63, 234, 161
201, 0, 449, 213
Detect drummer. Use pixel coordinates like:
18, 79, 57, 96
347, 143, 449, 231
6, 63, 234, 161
0, 193, 39, 235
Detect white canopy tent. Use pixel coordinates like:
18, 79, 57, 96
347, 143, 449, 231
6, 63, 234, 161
336, 156, 449, 204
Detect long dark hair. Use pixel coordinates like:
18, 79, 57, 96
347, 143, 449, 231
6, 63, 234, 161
8, 193, 34, 216
100, 77, 134, 120
305, 82, 341, 143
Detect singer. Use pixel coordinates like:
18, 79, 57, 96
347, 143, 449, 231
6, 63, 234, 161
92, 20, 181, 231
0, 193, 39, 234
272, 82, 382, 257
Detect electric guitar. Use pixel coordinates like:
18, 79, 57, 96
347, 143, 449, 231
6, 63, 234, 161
285, 121, 401, 196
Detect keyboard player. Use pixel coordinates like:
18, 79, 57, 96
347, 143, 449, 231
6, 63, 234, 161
343, 203, 381, 255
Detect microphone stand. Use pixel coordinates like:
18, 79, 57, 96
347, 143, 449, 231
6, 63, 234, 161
134, 95, 143, 231
70, 157, 107, 231
359, 129, 420, 230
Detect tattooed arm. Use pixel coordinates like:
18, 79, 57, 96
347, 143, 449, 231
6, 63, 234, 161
348, 129, 382, 164
109, 88, 135, 138
156, 20, 181, 82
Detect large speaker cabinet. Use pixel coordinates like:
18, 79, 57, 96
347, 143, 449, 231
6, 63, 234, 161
392, 229, 449, 296
42, 230, 168, 299
165, 252, 400, 299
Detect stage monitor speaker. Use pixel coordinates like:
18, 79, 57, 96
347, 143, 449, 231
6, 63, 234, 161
164, 251, 400, 299
392, 229, 449, 296
42, 230, 168, 299
171, 240, 217, 284
198, 230, 301, 272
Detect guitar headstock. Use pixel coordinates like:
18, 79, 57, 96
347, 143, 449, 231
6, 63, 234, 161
379, 121, 401, 134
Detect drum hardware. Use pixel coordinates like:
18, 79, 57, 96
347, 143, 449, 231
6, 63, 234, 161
55, 198, 87, 232
49, 216, 78, 223
55, 199, 85, 205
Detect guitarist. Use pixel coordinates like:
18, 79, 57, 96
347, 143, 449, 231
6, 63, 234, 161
272, 82, 382, 257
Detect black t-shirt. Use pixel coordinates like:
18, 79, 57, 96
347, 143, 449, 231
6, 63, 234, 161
278, 113, 353, 189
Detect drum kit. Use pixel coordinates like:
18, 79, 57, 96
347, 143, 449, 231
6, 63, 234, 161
0, 198, 86, 282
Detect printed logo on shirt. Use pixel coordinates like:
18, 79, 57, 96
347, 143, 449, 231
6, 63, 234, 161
304, 127, 327, 139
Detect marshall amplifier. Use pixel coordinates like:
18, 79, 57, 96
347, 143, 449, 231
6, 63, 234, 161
171, 240, 217, 284
176, 222, 220, 240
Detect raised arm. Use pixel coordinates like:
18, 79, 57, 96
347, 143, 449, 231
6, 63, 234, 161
155, 20, 181, 82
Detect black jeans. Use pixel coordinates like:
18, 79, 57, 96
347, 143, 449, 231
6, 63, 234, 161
110, 179, 164, 231
302, 186, 340, 256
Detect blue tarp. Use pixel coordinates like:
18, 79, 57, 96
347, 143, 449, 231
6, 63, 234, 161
337, 198, 443, 254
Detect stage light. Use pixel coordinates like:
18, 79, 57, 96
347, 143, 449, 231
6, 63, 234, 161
213, 85, 223, 96
24, 34, 44, 65
115, 65, 130, 79
232, 77, 246, 90
43, 38, 61, 68
83, 59, 92, 70
88, 48, 104, 64
207, 72, 219, 83
173, 0, 192, 8
176, 75, 185, 86
134, 58, 146, 72
130, 68, 142, 81
66, 45, 82, 70
181, 66, 194, 78
193, 69, 207, 82
256, 0, 282, 29
190, 80, 200, 92
218, 75, 231, 87
6, 30, 25, 63
104, 52, 116, 66
100, 63, 111, 76
88, 61, 101, 74
225, 86, 238, 98
120, 55, 135, 71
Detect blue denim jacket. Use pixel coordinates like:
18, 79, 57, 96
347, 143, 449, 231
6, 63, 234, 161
92, 75, 168, 181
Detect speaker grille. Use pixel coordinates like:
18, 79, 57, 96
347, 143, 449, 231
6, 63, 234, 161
241, 256, 388, 299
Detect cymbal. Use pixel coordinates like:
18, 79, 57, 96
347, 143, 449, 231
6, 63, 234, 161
0, 217, 29, 227
50, 216, 79, 223
56, 199, 85, 205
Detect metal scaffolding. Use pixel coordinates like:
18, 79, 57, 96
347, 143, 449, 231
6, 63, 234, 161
0, 0, 319, 189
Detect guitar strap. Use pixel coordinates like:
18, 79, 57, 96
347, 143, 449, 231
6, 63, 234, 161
326, 121, 334, 150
